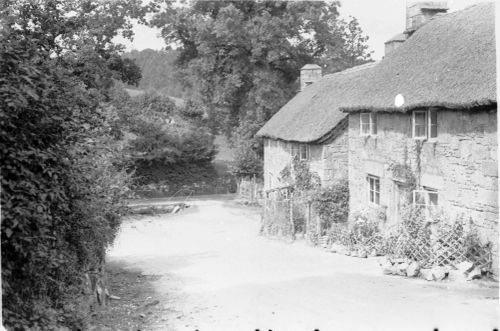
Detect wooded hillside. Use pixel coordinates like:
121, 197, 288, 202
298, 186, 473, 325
123, 49, 185, 98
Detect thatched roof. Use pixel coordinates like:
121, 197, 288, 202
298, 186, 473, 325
385, 33, 407, 43
341, 2, 496, 113
256, 62, 378, 143
257, 3, 495, 143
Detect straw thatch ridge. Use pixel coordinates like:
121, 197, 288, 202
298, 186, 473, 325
256, 62, 378, 143
385, 33, 406, 44
341, 2, 496, 113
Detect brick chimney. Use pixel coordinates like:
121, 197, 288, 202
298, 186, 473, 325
300, 64, 322, 91
405, 1, 448, 35
385, 1, 448, 56
384, 33, 407, 56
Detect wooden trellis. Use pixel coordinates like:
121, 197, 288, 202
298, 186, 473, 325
384, 220, 493, 271
326, 217, 492, 272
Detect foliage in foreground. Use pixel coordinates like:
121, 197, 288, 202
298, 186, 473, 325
0, 0, 145, 328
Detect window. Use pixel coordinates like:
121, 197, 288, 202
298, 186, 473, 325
291, 143, 309, 160
360, 113, 377, 136
412, 109, 437, 139
367, 175, 380, 204
413, 188, 438, 218
291, 143, 298, 158
299, 144, 309, 160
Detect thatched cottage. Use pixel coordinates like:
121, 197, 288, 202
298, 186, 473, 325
341, 2, 497, 269
256, 62, 377, 191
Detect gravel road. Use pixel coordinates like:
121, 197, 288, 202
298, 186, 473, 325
107, 198, 498, 331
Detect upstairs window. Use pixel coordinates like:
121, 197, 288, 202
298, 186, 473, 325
367, 175, 380, 204
413, 188, 438, 218
291, 143, 309, 160
299, 144, 309, 160
291, 144, 298, 158
412, 109, 437, 139
360, 113, 377, 136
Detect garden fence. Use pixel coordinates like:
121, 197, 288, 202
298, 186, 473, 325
238, 176, 264, 205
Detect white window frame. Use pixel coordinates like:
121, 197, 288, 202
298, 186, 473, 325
413, 188, 438, 219
412, 109, 437, 140
367, 175, 380, 205
291, 143, 309, 160
299, 144, 309, 160
360, 113, 377, 136
290, 143, 298, 159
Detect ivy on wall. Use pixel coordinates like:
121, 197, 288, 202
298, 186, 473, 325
312, 179, 349, 226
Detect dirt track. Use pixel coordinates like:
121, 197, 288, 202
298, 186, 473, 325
106, 198, 499, 331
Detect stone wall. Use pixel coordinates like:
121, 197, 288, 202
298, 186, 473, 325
263, 139, 295, 191
348, 108, 498, 272
263, 129, 348, 191
323, 128, 349, 187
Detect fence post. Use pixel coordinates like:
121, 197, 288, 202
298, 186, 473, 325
306, 201, 311, 236
251, 175, 255, 203
316, 205, 321, 237
289, 191, 295, 240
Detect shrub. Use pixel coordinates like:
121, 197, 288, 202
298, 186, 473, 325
312, 179, 349, 227
1, 3, 136, 328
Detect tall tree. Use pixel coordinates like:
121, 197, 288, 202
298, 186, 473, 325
151, 1, 372, 138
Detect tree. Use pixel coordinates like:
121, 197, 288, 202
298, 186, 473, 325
1, 0, 148, 328
150, 1, 372, 176
109, 89, 217, 185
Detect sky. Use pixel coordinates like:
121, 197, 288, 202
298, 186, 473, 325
119, 0, 493, 60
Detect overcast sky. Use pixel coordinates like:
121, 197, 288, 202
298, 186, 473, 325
119, 0, 493, 60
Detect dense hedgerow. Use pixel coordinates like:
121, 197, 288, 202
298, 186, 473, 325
0, 0, 145, 328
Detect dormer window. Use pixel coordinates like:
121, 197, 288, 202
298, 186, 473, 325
360, 113, 377, 136
412, 109, 437, 140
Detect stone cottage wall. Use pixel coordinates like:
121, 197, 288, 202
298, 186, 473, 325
308, 143, 325, 182
263, 139, 293, 191
323, 129, 349, 187
263, 129, 348, 191
348, 108, 498, 272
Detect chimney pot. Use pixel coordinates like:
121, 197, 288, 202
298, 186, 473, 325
405, 1, 448, 34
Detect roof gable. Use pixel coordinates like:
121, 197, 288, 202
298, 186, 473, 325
256, 62, 377, 142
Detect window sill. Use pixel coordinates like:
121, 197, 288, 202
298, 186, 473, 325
412, 137, 438, 143
367, 201, 381, 208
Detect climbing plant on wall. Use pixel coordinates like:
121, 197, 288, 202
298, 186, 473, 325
291, 157, 321, 192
